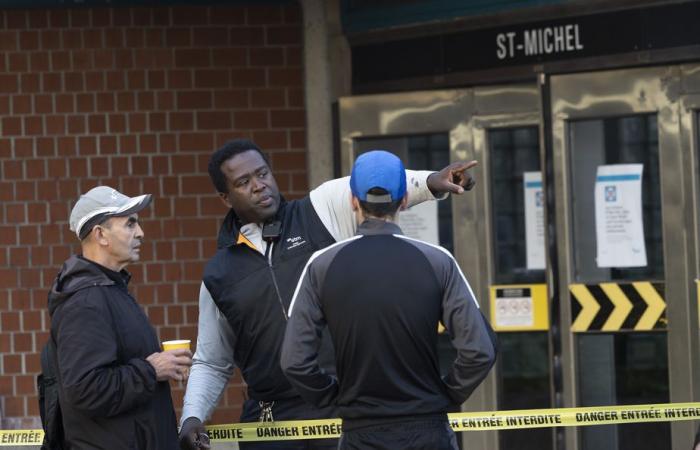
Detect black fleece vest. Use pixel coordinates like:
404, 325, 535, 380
203, 197, 335, 401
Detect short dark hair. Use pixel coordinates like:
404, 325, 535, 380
208, 139, 269, 194
358, 188, 402, 218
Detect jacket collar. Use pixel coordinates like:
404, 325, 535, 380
216, 196, 288, 249
357, 218, 403, 236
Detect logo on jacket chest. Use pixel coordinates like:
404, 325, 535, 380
285, 235, 307, 251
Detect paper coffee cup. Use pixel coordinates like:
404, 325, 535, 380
162, 339, 191, 351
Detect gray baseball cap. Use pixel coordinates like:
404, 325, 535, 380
69, 186, 152, 240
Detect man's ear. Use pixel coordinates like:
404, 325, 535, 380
92, 225, 109, 246
351, 194, 360, 212
218, 191, 233, 209
399, 194, 409, 211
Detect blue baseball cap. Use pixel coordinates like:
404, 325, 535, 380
350, 150, 406, 203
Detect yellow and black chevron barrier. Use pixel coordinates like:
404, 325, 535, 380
3, 402, 700, 444
570, 282, 666, 332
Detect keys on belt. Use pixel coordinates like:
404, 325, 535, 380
258, 401, 275, 422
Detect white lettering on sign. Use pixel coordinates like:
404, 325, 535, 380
496, 24, 584, 60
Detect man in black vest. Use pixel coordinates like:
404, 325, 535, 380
179, 139, 477, 450
281, 151, 497, 450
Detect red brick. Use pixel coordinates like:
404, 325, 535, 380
90, 157, 109, 177
0, 31, 18, 51
289, 129, 305, 148
24, 117, 43, 135
108, 114, 126, 133
20, 73, 40, 93
62, 29, 82, 49
93, 49, 114, 69
266, 26, 301, 45
148, 112, 166, 131
6, 204, 25, 223
168, 112, 193, 131
36, 137, 55, 157
0, 95, 9, 115
2, 395, 25, 416
67, 115, 85, 134
247, 5, 283, 25
47, 158, 66, 178
127, 70, 146, 90
40, 30, 60, 50
147, 70, 165, 89
151, 155, 168, 174
42, 73, 61, 92
57, 136, 77, 156
252, 130, 287, 150
2, 117, 22, 135
144, 28, 162, 46
15, 181, 36, 201
13, 333, 33, 353
194, 69, 230, 88
12, 95, 30, 114
100, 135, 118, 154
268, 68, 302, 87
167, 70, 192, 90
85, 72, 105, 91
165, 28, 191, 47
172, 6, 208, 25
106, 70, 126, 90
55, 94, 74, 113
175, 49, 211, 68
8, 53, 28, 72
46, 115, 65, 135
251, 88, 285, 108
65, 72, 84, 92
179, 175, 213, 196
34, 94, 53, 113
283, 4, 302, 24
72, 50, 92, 70
137, 92, 154, 109
213, 89, 248, 109
130, 155, 149, 174
192, 27, 228, 47
233, 110, 267, 129
92, 8, 111, 27
272, 151, 306, 170
69, 158, 88, 177
0, 139, 10, 158
177, 91, 212, 109
18, 226, 39, 246
156, 91, 174, 110
26, 159, 45, 178
0, 75, 19, 93
30, 51, 50, 71
125, 28, 144, 48
209, 6, 245, 25
83, 29, 103, 49
14, 138, 32, 157
19, 31, 39, 50
229, 26, 264, 46
128, 113, 147, 132
113, 8, 132, 26
231, 68, 265, 87
104, 29, 123, 48
287, 88, 303, 107
197, 111, 231, 130
285, 47, 302, 66
211, 48, 247, 67
88, 114, 106, 134
250, 48, 284, 67
179, 133, 214, 152
116, 92, 135, 111
1, 309, 21, 332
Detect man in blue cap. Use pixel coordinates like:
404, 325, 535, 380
281, 150, 498, 450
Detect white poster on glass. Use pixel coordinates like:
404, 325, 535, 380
398, 200, 439, 245
523, 171, 545, 270
594, 164, 647, 268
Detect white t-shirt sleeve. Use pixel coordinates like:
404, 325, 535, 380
181, 282, 236, 424
309, 170, 441, 242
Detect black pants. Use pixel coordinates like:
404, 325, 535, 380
238, 397, 338, 450
339, 419, 458, 450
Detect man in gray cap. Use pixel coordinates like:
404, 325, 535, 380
45, 186, 192, 449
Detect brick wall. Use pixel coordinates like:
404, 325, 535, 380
0, 3, 308, 429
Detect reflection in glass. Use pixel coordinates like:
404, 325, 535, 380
578, 333, 670, 450
489, 127, 544, 284
569, 114, 663, 282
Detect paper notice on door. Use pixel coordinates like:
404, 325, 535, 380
594, 164, 647, 268
524, 171, 545, 270
398, 200, 439, 245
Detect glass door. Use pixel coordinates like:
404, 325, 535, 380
550, 66, 694, 450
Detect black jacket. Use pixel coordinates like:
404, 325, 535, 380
48, 255, 178, 450
281, 220, 497, 429
203, 197, 335, 401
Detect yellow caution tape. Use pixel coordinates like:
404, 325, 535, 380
3, 402, 700, 445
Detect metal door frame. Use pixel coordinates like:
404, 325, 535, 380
550, 65, 697, 450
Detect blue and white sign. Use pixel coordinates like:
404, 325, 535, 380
524, 171, 545, 270
594, 164, 646, 268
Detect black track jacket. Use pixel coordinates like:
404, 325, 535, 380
281, 220, 497, 427
48, 255, 178, 449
